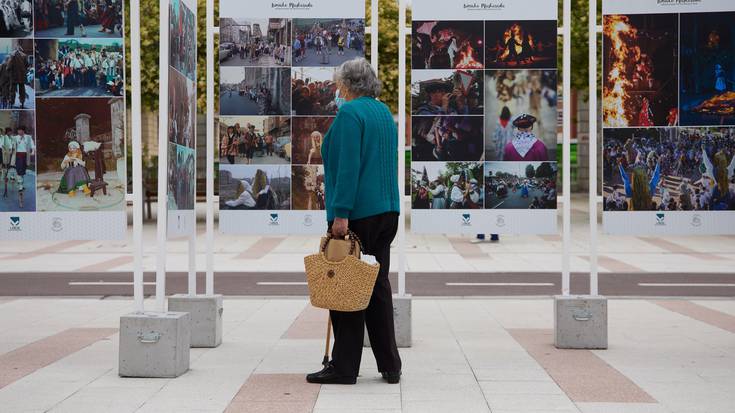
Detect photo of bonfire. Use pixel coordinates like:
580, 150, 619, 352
485, 20, 557, 69
602, 14, 678, 128
412, 20, 484, 70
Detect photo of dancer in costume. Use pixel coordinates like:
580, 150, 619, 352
219, 164, 291, 210
411, 69, 483, 115
485, 20, 557, 69
169, 0, 196, 80
219, 67, 291, 116
218, 116, 290, 165
291, 117, 332, 165
291, 67, 338, 116
292, 18, 363, 67
220, 18, 291, 67
0, 111, 35, 211
0, 38, 33, 109
167, 66, 195, 148
292, 165, 325, 210
411, 161, 483, 210
484, 161, 557, 210
0, 0, 32, 38
602, 13, 678, 127
34, 0, 122, 38
412, 20, 484, 70
412, 116, 483, 162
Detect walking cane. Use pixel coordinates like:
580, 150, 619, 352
322, 315, 332, 368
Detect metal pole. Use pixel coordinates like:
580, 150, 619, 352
205, 0, 215, 296
561, 0, 572, 296
371, 0, 378, 71
156, 0, 170, 312
589, 0, 599, 296
130, 0, 144, 313
397, 0, 406, 297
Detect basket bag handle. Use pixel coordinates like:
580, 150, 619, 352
322, 229, 365, 255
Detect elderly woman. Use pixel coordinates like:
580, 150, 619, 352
306, 58, 401, 385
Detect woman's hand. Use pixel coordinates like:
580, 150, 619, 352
331, 217, 349, 238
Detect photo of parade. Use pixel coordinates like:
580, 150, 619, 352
167, 142, 195, 211
167, 66, 195, 149
34, 0, 123, 38
0, 0, 32, 37
411, 69, 483, 115
411, 161, 483, 210
0, 111, 35, 212
0, 38, 32, 109
292, 165, 325, 210
292, 18, 364, 67
603, 127, 735, 212
412, 20, 484, 70
291, 67, 338, 116
35, 97, 126, 212
219, 67, 290, 116
411, 115, 483, 162
602, 13, 678, 127
484, 161, 557, 210
220, 17, 291, 67
485, 20, 557, 69
680, 12, 735, 126
169, 0, 196, 80
219, 164, 291, 210
218, 116, 290, 165
35, 38, 124, 98
291, 117, 332, 165
484, 70, 557, 161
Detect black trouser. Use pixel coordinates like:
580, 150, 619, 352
327, 212, 402, 378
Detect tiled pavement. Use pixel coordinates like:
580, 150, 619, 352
0, 297, 733, 412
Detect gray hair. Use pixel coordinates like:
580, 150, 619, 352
334, 58, 382, 98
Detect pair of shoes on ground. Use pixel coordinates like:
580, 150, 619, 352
306, 364, 400, 385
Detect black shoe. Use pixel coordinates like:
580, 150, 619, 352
306, 365, 356, 385
381, 371, 401, 384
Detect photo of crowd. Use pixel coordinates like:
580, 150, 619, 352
291, 117, 332, 165
167, 142, 195, 211
219, 164, 291, 210
0, 38, 32, 109
34, 0, 122, 38
169, 0, 196, 81
485, 20, 557, 69
412, 115, 483, 162
411, 161, 483, 210
220, 17, 291, 67
412, 20, 484, 70
292, 18, 364, 67
167, 67, 195, 149
291, 67, 338, 116
220, 67, 291, 116
0, 0, 32, 37
603, 127, 735, 212
602, 14, 678, 128
292, 165, 325, 210
0, 110, 35, 211
35, 38, 124, 97
411, 69, 483, 115
484, 70, 557, 161
484, 161, 557, 210
218, 116, 290, 165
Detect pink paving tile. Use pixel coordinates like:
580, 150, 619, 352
0, 328, 117, 389
282, 304, 329, 339
637, 237, 727, 261
539, 235, 562, 242
225, 374, 320, 413
7, 240, 90, 260
652, 300, 735, 334
75, 255, 133, 272
509, 329, 656, 403
578, 255, 644, 273
448, 237, 487, 259
235, 237, 286, 259
225, 400, 314, 413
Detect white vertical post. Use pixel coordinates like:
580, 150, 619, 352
561, 0, 572, 296
371, 0, 378, 71
156, 1, 170, 312
205, 0, 215, 296
397, 0, 406, 297
130, 0, 144, 313
589, 0, 599, 296
188, 236, 196, 295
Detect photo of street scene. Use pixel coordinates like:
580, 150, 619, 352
218, 116, 290, 165
292, 18, 364, 67
167, 142, 195, 211
484, 161, 557, 210
220, 17, 291, 67
412, 116, 483, 162
291, 67, 338, 116
485, 20, 557, 69
169, 0, 196, 80
35, 0, 123, 38
412, 20, 484, 70
0, 38, 33, 109
219, 164, 291, 210
0, 110, 35, 212
220, 67, 290, 116
411, 161, 483, 210
291, 117, 333, 165
292, 165, 325, 210
411, 69, 483, 115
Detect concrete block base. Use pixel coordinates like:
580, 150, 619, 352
554, 295, 608, 349
365, 294, 412, 348
119, 311, 190, 378
168, 294, 223, 348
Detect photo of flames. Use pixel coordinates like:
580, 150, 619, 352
602, 14, 678, 128
412, 20, 484, 70
485, 20, 557, 69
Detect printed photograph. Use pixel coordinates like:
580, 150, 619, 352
291, 66, 337, 116
35, 97, 126, 212
602, 14, 678, 127
412, 20, 484, 70
220, 67, 291, 116
219, 164, 291, 210
680, 11, 735, 126
484, 70, 558, 161
219, 116, 290, 165
603, 127, 735, 212
167, 142, 195, 211
411, 161, 483, 210
169, 0, 196, 80
412, 116, 483, 162
1, 0, 32, 37
292, 18, 364, 67
35, 0, 123, 38
168, 66, 196, 149
220, 17, 291, 67
291, 117, 333, 165
0, 38, 33, 109
484, 161, 557, 210
292, 165, 325, 210
0, 111, 35, 212
35, 38, 124, 98
411, 69, 483, 116
485, 20, 557, 69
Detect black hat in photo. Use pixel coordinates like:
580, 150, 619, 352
512, 113, 537, 129
424, 80, 452, 94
